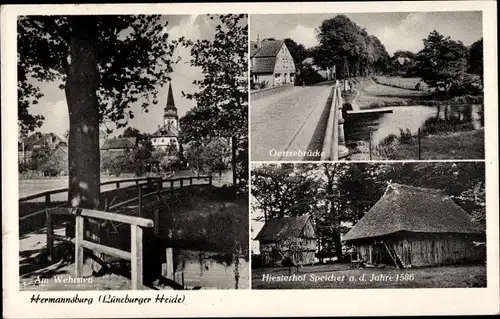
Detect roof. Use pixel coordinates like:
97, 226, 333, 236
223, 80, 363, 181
252, 57, 277, 74
343, 183, 484, 242
164, 82, 177, 116
250, 41, 260, 57
255, 214, 316, 241
101, 137, 137, 150
19, 132, 67, 152
254, 39, 284, 58
151, 124, 178, 138
302, 57, 314, 65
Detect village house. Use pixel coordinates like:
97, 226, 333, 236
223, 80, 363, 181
250, 36, 296, 87
255, 214, 318, 267
302, 57, 336, 81
150, 82, 179, 153
18, 132, 67, 163
343, 183, 485, 268
100, 137, 137, 157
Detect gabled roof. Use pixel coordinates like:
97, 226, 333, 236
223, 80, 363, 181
250, 41, 261, 57
101, 137, 137, 150
254, 39, 284, 58
255, 214, 316, 241
151, 124, 178, 138
343, 183, 484, 242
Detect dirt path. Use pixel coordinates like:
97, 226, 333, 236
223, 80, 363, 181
251, 82, 334, 161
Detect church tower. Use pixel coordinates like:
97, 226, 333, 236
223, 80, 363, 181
164, 82, 178, 131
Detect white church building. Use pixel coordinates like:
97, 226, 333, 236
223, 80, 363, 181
150, 82, 179, 152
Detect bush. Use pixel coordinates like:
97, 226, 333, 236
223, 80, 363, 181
399, 128, 414, 144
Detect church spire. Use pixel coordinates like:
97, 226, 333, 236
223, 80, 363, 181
164, 82, 177, 117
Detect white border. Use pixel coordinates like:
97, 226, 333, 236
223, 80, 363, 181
2, 1, 499, 317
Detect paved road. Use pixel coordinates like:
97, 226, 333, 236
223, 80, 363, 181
251, 82, 334, 161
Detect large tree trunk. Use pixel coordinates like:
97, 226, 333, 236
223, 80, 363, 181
231, 136, 237, 187
65, 16, 103, 274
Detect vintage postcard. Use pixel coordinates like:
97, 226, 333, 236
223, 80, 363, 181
2, 1, 499, 318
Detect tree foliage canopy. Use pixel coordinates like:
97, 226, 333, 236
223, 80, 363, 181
18, 15, 177, 134
313, 15, 390, 77
179, 14, 248, 189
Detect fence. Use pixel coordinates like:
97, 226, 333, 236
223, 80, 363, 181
250, 83, 294, 101
367, 128, 426, 160
21, 175, 213, 289
46, 207, 153, 289
321, 80, 349, 160
19, 175, 213, 230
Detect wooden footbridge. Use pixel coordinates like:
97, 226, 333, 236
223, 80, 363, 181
19, 174, 213, 289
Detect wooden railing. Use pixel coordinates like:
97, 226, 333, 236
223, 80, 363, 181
19, 175, 213, 225
48, 207, 153, 289
321, 80, 349, 160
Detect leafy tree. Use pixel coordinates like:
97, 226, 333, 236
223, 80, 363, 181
18, 15, 177, 273
468, 38, 483, 90
283, 38, 309, 66
296, 63, 324, 85
29, 144, 53, 171
121, 127, 141, 138
415, 30, 469, 94
314, 15, 389, 78
251, 164, 320, 221
18, 15, 176, 212
179, 14, 248, 191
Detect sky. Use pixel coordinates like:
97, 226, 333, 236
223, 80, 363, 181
27, 15, 236, 138
250, 11, 483, 55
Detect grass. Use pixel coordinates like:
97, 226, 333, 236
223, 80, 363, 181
386, 130, 484, 160
252, 263, 486, 289
373, 76, 432, 91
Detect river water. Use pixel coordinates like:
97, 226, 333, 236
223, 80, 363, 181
345, 104, 484, 145
177, 250, 249, 290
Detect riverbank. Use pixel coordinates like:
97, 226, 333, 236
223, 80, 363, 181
343, 77, 484, 160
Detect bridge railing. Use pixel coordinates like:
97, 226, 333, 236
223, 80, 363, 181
321, 80, 349, 160
47, 207, 153, 289
19, 175, 213, 234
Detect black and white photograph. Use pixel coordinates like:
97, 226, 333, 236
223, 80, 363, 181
250, 12, 484, 161
17, 14, 249, 291
251, 162, 486, 289
2, 1, 499, 318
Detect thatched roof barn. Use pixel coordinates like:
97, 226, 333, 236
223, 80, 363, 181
344, 183, 485, 268
255, 214, 318, 266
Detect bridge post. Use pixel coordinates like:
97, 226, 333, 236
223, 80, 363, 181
180, 179, 183, 188
337, 84, 349, 158
116, 182, 120, 189
75, 211, 84, 278
138, 187, 143, 217
46, 209, 54, 262
162, 248, 174, 281
170, 180, 174, 191
189, 177, 193, 186
209, 176, 213, 186
130, 224, 144, 290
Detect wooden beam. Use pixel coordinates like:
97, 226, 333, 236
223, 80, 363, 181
130, 225, 143, 289
72, 208, 154, 228
162, 248, 174, 281
46, 209, 54, 262
78, 239, 132, 260
75, 214, 84, 277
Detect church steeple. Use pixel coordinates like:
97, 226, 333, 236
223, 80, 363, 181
164, 82, 177, 118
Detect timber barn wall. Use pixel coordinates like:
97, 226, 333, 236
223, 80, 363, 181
355, 234, 485, 268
